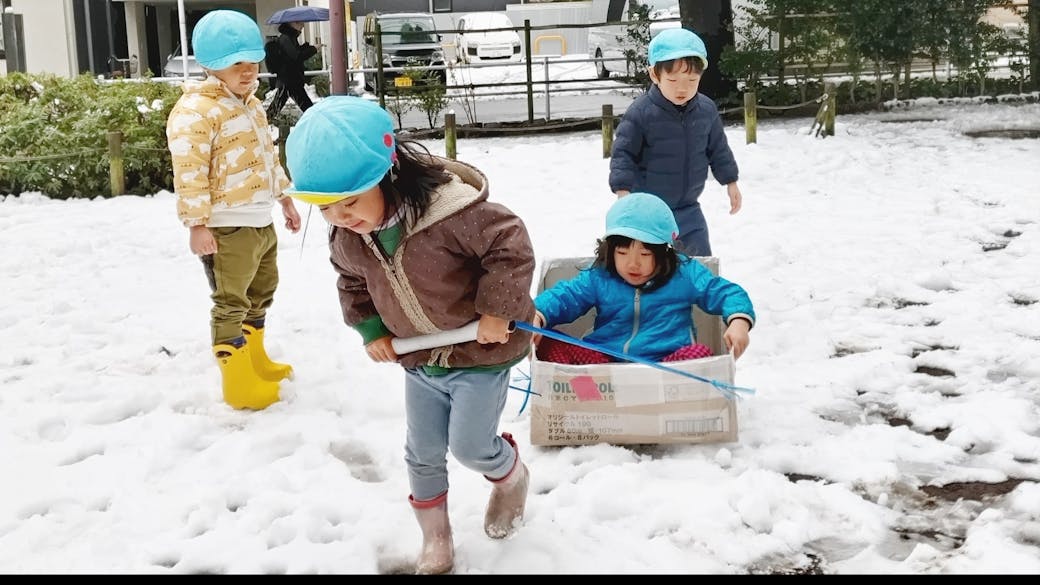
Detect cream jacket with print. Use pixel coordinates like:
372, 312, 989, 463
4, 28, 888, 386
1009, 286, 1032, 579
166, 76, 290, 227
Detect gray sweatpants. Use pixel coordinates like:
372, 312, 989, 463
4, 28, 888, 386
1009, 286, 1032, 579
403, 368, 516, 501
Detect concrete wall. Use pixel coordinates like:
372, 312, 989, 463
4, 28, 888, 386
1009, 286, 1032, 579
123, 1, 147, 77
11, 0, 78, 77
506, 1, 592, 56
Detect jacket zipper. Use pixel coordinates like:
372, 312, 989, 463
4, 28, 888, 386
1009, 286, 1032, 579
365, 236, 438, 334
680, 103, 691, 198
230, 86, 280, 196
622, 288, 641, 354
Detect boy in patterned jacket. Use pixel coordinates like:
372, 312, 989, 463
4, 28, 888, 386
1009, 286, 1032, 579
166, 9, 301, 410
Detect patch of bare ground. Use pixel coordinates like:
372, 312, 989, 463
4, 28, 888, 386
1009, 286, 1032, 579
921, 478, 1031, 501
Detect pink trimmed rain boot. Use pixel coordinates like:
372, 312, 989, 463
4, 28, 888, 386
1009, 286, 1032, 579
483, 432, 529, 539
409, 492, 454, 575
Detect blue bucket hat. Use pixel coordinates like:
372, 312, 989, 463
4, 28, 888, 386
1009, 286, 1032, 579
192, 10, 266, 71
648, 27, 708, 69
285, 96, 397, 205
605, 192, 678, 245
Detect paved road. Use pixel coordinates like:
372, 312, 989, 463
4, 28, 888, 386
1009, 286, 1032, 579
395, 90, 638, 130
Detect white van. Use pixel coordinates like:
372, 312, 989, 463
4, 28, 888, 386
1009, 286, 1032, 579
455, 12, 522, 64
587, 0, 680, 79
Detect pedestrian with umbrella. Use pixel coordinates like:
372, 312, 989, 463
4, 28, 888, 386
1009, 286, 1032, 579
265, 7, 329, 119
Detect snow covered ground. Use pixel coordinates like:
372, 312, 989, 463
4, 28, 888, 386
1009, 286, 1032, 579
1, 96, 1038, 574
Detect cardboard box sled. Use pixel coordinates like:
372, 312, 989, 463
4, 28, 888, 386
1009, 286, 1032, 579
529, 257, 739, 446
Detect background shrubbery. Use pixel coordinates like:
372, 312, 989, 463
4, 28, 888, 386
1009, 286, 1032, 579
715, 0, 1033, 110
0, 72, 315, 199
0, 72, 181, 198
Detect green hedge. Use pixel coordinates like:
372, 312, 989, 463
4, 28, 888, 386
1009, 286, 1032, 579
0, 72, 185, 198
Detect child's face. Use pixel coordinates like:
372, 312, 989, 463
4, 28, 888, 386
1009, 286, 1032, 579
614, 240, 657, 287
211, 61, 260, 98
319, 185, 386, 234
649, 61, 701, 106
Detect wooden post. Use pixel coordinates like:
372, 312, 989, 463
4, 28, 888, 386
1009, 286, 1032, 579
524, 20, 534, 124
824, 82, 836, 137
602, 104, 613, 158
375, 23, 386, 109
444, 111, 457, 160
743, 92, 757, 145
107, 131, 124, 197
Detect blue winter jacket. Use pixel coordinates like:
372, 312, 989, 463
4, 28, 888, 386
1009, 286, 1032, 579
609, 87, 739, 229
534, 257, 755, 361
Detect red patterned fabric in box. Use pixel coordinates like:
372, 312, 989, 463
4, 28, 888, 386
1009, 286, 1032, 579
536, 338, 713, 365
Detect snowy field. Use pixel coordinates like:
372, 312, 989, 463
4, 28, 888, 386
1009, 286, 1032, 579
0, 96, 1038, 574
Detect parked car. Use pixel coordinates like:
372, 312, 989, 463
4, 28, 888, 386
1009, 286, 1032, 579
162, 44, 206, 79
587, 0, 680, 79
454, 12, 522, 64
361, 12, 446, 90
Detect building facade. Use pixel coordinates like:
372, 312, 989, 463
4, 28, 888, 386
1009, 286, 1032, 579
0, 1, 595, 79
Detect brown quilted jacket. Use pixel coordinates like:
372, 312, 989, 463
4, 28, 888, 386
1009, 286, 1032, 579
329, 158, 536, 369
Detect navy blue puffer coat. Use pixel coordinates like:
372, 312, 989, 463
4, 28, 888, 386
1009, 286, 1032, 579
609, 87, 738, 253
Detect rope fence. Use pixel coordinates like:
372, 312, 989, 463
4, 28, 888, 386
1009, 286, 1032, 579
433, 84, 839, 161
3, 86, 840, 196
0, 148, 105, 163
0, 131, 171, 197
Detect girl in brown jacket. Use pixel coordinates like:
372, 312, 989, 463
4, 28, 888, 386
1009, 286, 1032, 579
284, 96, 536, 575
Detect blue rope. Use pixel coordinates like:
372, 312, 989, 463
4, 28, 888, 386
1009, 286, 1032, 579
513, 320, 755, 401
509, 367, 536, 416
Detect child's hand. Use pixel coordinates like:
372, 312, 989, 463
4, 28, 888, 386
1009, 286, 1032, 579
727, 182, 742, 215
723, 318, 751, 360
281, 198, 302, 233
530, 311, 546, 346
476, 315, 511, 345
189, 225, 217, 256
365, 336, 398, 362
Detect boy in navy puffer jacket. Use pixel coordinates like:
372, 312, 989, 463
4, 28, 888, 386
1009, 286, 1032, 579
609, 27, 743, 257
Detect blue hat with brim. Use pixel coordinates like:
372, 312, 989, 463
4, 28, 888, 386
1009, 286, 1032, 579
285, 96, 397, 206
605, 192, 679, 245
192, 10, 266, 71
648, 27, 708, 69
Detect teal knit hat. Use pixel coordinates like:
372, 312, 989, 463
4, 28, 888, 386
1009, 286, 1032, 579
191, 10, 266, 71
605, 193, 678, 245
648, 27, 708, 69
285, 96, 397, 205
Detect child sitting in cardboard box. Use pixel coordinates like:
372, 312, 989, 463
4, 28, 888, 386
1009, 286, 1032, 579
533, 192, 755, 364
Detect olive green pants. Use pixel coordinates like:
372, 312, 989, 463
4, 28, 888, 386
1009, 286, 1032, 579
200, 225, 279, 345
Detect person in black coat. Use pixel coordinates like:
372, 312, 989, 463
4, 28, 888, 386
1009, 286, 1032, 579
266, 21, 318, 119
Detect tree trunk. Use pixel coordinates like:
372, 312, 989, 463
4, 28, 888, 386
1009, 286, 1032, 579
874, 62, 883, 108
678, 0, 737, 100
1030, 0, 1040, 90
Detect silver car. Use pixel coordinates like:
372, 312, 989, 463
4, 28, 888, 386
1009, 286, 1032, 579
162, 44, 206, 79
361, 12, 446, 90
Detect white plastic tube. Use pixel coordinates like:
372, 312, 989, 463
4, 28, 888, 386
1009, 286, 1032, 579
391, 322, 480, 355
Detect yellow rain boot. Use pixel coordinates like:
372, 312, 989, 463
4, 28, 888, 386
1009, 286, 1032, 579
214, 343, 281, 410
242, 323, 294, 382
